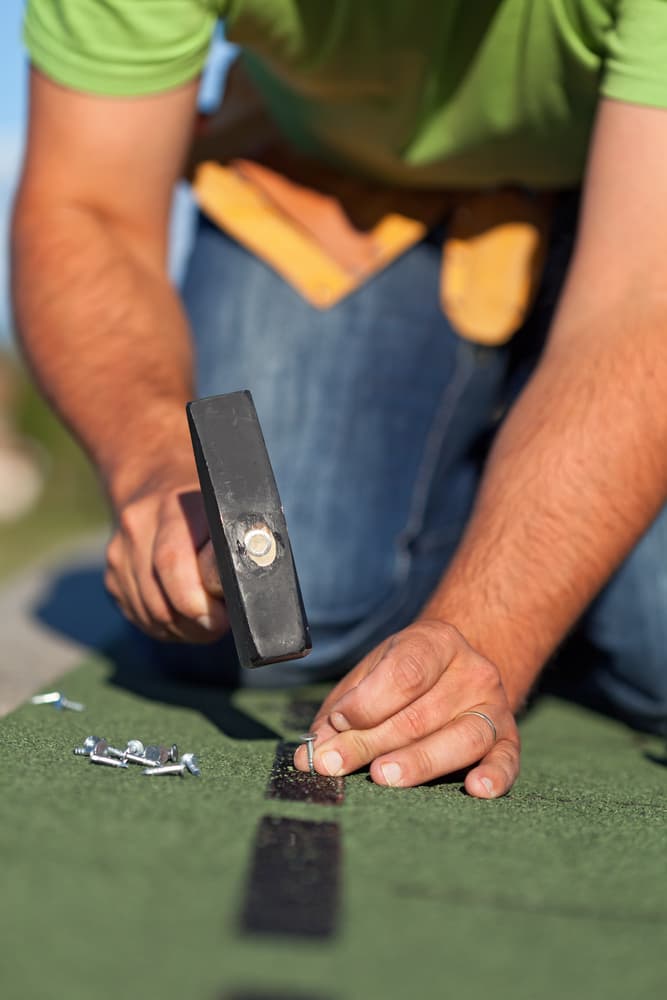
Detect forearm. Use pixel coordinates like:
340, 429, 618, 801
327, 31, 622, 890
422, 308, 667, 708
12, 199, 196, 508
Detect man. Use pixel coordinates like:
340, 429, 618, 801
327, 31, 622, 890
12, 1, 667, 797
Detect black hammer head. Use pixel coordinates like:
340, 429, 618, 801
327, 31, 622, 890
187, 391, 311, 669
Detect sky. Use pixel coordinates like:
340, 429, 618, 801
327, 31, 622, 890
0, 4, 233, 345
0, 1, 28, 341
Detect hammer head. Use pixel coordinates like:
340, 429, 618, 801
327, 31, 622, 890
187, 391, 311, 669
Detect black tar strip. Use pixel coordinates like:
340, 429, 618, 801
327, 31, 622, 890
282, 697, 321, 732
240, 816, 341, 938
267, 741, 345, 806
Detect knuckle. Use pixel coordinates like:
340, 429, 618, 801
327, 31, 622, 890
414, 619, 462, 652
505, 718, 521, 750
461, 718, 491, 757
347, 730, 374, 763
146, 601, 173, 629
153, 541, 181, 579
103, 569, 120, 599
475, 656, 501, 688
467, 658, 503, 701
496, 738, 520, 770
390, 651, 426, 696
430, 621, 461, 648
118, 504, 142, 540
105, 537, 122, 572
491, 756, 518, 790
334, 690, 366, 727
397, 701, 426, 741
411, 744, 435, 779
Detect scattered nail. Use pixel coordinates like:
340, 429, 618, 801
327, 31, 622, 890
124, 752, 160, 767
30, 691, 62, 705
57, 697, 85, 712
72, 735, 103, 756
90, 754, 128, 769
144, 745, 169, 765
142, 764, 186, 777
73, 737, 199, 780
181, 753, 201, 777
31, 691, 85, 711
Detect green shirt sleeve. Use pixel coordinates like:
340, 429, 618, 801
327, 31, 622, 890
602, 0, 667, 108
24, 0, 220, 96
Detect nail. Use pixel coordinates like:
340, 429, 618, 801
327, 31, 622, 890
30, 691, 62, 705
380, 762, 402, 786
329, 712, 351, 732
89, 754, 128, 769
197, 615, 213, 630
142, 764, 186, 777
481, 777, 494, 795
300, 733, 317, 775
181, 753, 201, 777
320, 750, 344, 776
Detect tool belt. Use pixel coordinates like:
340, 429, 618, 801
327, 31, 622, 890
187, 60, 554, 347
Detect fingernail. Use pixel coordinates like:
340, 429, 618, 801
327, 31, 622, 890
330, 711, 351, 732
481, 777, 494, 795
380, 762, 402, 786
320, 750, 343, 776
197, 615, 214, 630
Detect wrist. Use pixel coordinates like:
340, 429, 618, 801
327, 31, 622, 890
100, 405, 198, 512
417, 591, 543, 713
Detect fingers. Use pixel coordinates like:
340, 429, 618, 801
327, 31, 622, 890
151, 502, 227, 636
292, 619, 520, 796
293, 642, 390, 771
105, 483, 229, 643
301, 698, 519, 798
368, 710, 520, 797
197, 541, 223, 598
303, 687, 443, 776
326, 623, 461, 733
311, 695, 495, 778
315, 638, 391, 727
464, 739, 521, 799
105, 535, 158, 634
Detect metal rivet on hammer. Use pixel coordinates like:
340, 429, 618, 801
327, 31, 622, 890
243, 525, 277, 567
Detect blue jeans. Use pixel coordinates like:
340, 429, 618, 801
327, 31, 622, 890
180, 207, 667, 735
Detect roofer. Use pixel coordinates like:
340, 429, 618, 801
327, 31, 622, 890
12, 2, 667, 797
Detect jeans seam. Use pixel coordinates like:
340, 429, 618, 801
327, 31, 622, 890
308, 339, 477, 662
393, 339, 476, 580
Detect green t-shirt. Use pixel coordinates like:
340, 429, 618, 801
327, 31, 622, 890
23, 0, 667, 189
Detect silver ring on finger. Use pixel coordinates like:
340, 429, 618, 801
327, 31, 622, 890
456, 710, 497, 744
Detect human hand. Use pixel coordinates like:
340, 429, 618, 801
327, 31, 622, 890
294, 620, 520, 798
105, 466, 228, 642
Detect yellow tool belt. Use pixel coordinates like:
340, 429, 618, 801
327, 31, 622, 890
187, 61, 554, 347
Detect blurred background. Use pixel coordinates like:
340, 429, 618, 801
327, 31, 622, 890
0, 0, 104, 584
0, 3, 231, 584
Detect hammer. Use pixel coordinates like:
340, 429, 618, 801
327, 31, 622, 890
187, 390, 311, 669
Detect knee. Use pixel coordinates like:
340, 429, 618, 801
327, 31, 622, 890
579, 525, 667, 730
